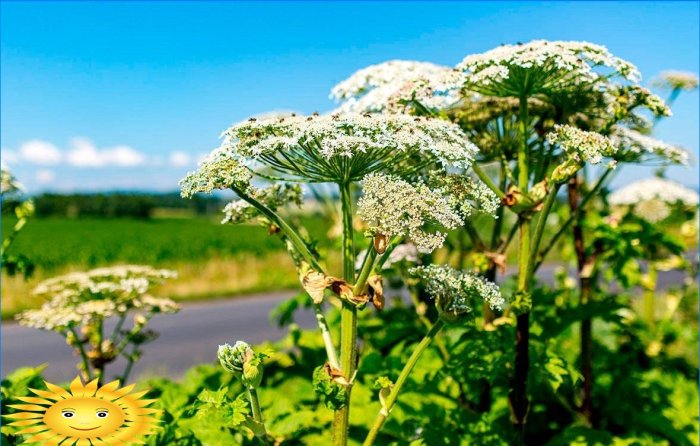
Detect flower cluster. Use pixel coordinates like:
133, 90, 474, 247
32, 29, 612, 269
547, 124, 617, 165
330, 60, 465, 113
428, 173, 501, 218
410, 264, 503, 323
609, 177, 699, 223
458, 40, 640, 96
218, 341, 266, 388
222, 183, 303, 225
221, 113, 478, 177
18, 265, 179, 331
180, 148, 253, 198
606, 85, 672, 119
358, 173, 471, 252
611, 127, 689, 165
652, 70, 699, 91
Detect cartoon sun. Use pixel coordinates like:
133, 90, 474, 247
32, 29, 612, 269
5, 376, 160, 445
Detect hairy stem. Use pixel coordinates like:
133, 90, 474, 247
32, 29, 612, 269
362, 320, 445, 446
333, 181, 358, 446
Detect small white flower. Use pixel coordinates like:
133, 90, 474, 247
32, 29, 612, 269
410, 264, 504, 322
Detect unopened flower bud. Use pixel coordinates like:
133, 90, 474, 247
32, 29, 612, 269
217, 341, 265, 388
134, 314, 147, 328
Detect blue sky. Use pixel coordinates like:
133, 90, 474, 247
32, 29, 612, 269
1, 1, 698, 193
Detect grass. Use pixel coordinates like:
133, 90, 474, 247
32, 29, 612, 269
1, 215, 332, 319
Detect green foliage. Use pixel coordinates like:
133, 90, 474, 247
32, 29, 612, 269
312, 365, 348, 410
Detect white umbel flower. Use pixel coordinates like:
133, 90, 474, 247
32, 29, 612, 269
214, 113, 478, 184
18, 265, 179, 331
330, 60, 465, 113
357, 173, 463, 253
609, 177, 699, 207
546, 125, 617, 165
458, 40, 640, 96
653, 71, 699, 91
611, 127, 689, 165
410, 264, 504, 323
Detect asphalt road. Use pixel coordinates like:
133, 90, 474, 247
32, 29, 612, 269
1, 266, 687, 382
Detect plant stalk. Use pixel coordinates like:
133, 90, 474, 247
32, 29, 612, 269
247, 386, 269, 443
333, 181, 358, 446
362, 320, 445, 446
568, 175, 594, 424
510, 93, 531, 442
643, 263, 658, 324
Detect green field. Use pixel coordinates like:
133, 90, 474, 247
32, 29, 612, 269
2, 216, 319, 270
1, 216, 332, 318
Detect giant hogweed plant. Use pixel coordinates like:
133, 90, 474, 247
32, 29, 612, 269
180, 113, 505, 444
331, 39, 693, 440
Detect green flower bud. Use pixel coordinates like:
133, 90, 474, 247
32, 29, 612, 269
217, 341, 265, 388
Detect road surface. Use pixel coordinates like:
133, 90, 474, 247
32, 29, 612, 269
1, 266, 687, 382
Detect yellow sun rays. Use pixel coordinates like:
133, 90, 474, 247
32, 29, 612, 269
4, 376, 160, 445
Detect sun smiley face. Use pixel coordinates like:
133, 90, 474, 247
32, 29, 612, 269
43, 397, 126, 438
4, 376, 160, 445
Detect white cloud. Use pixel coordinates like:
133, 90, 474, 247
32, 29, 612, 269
66, 138, 146, 167
35, 169, 56, 184
19, 140, 62, 165
169, 151, 191, 167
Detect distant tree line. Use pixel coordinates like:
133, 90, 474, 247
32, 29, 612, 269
33, 192, 226, 218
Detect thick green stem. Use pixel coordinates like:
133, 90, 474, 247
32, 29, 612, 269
247, 386, 269, 443
643, 263, 658, 324
510, 94, 531, 441
527, 184, 561, 279
333, 181, 358, 446
363, 320, 445, 446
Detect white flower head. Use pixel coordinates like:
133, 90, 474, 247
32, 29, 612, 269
331, 60, 466, 114
210, 113, 478, 184
458, 40, 640, 97
410, 264, 504, 323
18, 265, 179, 331
609, 177, 699, 223
611, 127, 689, 165
180, 148, 253, 197
653, 71, 699, 91
547, 124, 618, 165
358, 173, 463, 253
